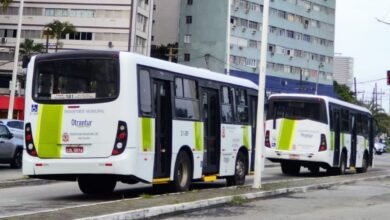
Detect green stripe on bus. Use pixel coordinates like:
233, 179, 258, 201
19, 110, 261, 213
194, 122, 203, 151
141, 118, 153, 152
35, 105, 63, 158
330, 131, 334, 151
243, 126, 249, 149
277, 119, 295, 151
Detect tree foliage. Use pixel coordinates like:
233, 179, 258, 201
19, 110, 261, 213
44, 20, 76, 52
333, 81, 357, 104
0, 0, 13, 11
19, 38, 44, 57
151, 43, 178, 62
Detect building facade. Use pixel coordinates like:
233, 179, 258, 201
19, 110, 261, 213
0, 0, 154, 118
333, 56, 354, 88
177, 0, 336, 96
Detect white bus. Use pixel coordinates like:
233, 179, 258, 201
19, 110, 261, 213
23, 51, 259, 194
264, 93, 374, 175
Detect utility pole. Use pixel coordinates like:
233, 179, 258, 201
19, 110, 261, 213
8, 0, 25, 119
165, 47, 177, 62
354, 77, 357, 98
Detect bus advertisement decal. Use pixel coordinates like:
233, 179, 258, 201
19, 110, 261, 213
194, 122, 203, 151
140, 118, 153, 152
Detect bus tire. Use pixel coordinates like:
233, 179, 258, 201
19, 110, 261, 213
170, 151, 192, 192
356, 153, 368, 173
226, 152, 247, 186
78, 176, 116, 194
308, 165, 320, 175
281, 161, 300, 175
10, 149, 23, 169
328, 152, 347, 175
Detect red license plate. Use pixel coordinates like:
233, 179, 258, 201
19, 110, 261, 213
66, 146, 84, 153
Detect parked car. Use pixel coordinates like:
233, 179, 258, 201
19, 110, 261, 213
0, 119, 24, 139
374, 142, 386, 155
0, 124, 23, 168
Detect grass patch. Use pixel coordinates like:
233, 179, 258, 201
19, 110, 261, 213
140, 193, 153, 199
228, 196, 247, 206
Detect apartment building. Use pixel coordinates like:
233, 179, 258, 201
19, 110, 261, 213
333, 56, 354, 88
0, 0, 154, 118
175, 0, 336, 96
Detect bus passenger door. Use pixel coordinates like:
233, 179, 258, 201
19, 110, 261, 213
249, 96, 258, 172
153, 79, 172, 178
202, 88, 220, 174
350, 114, 357, 167
333, 110, 341, 166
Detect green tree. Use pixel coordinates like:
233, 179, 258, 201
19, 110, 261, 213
19, 38, 44, 57
0, 0, 13, 11
333, 81, 357, 104
44, 20, 76, 52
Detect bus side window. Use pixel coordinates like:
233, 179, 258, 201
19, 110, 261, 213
341, 109, 349, 133
236, 89, 249, 124
139, 69, 152, 116
221, 86, 233, 123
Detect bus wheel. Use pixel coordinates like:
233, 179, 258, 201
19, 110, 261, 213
356, 153, 368, 173
171, 151, 192, 192
78, 176, 117, 194
329, 152, 347, 175
226, 152, 247, 186
281, 162, 300, 175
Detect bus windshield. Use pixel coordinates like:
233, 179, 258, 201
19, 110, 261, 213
33, 57, 119, 103
267, 99, 327, 124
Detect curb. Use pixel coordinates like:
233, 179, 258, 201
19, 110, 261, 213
77, 174, 390, 220
0, 178, 56, 189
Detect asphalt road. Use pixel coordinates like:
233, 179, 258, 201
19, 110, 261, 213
0, 155, 389, 218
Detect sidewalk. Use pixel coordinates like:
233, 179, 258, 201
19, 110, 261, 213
4, 170, 390, 220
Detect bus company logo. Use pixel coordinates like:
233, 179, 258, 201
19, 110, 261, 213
71, 119, 92, 128
62, 133, 69, 142
222, 127, 225, 138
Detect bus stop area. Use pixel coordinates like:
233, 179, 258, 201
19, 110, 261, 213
3, 169, 390, 220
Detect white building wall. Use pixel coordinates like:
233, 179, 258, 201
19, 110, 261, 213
333, 56, 354, 88
152, 0, 180, 46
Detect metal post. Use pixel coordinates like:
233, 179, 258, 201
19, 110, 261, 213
253, 0, 270, 189
225, 0, 231, 75
315, 62, 323, 95
8, 0, 25, 119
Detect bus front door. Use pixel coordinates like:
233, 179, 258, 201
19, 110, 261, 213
202, 88, 220, 174
350, 115, 357, 167
333, 110, 341, 166
153, 79, 172, 178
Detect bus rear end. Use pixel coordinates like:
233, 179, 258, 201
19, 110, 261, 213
22, 51, 134, 186
264, 95, 331, 174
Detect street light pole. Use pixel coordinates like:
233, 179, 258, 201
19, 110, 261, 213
253, 0, 270, 189
315, 62, 324, 95
7, 0, 25, 119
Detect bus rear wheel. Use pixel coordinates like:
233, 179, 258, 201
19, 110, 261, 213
170, 151, 192, 192
281, 161, 300, 175
226, 152, 247, 186
78, 176, 117, 194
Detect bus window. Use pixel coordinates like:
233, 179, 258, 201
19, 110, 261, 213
236, 89, 248, 124
267, 100, 327, 124
33, 58, 119, 102
341, 109, 350, 132
139, 69, 152, 115
174, 78, 200, 120
221, 86, 234, 123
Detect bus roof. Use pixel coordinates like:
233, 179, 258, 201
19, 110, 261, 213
123, 52, 259, 90
269, 93, 372, 115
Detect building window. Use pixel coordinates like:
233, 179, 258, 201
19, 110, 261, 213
186, 16, 192, 24
184, 34, 191, 44
187, 0, 193, 5
68, 32, 93, 40
184, 53, 190, 61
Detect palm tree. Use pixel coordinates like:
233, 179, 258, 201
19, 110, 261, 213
44, 20, 76, 52
0, 0, 13, 11
19, 38, 44, 57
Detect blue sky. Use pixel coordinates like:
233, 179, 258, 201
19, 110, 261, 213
335, 0, 390, 112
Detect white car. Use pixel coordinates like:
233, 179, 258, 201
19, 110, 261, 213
0, 119, 24, 139
374, 142, 386, 155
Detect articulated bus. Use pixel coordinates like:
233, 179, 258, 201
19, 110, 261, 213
264, 94, 374, 175
23, 51, 259, 194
